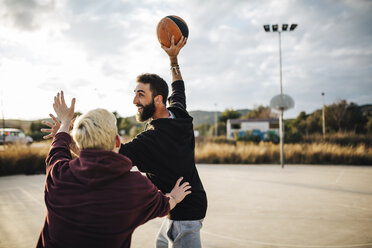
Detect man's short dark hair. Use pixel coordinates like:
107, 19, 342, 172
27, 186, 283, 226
137, 73, 168, 105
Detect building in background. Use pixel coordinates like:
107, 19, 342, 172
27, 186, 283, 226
226, 118, 279, 139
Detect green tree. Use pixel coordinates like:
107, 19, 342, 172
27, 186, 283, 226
209, 122, 226, 136
366, 116, 372, 134
326, 100, 366, 133
244, 105, 277, 119
285, 112, 307, 143
194, 123, 211, 136
286, 111, 307, 135
306, 110, 322, 134
216, 108, 241, 137
30, 122, 43, 133
344, 103, 366, 133
112, 111, 122, 131
218, 108, 241, 123
326, 100, 348, 132
294, 111, 307, 129
29, 121, 45, 141
119, 117, 134, 136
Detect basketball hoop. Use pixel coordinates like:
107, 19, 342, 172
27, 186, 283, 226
270, 94, 294, 111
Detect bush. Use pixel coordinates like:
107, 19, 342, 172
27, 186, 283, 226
29, 132, 45, 142
285, 131, 303, 143
266, 131, 280, 144
233, 130, 281, 144
302, 132, 372, 147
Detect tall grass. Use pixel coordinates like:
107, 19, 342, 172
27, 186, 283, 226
1, 138, 371, 176
0, 143, 49, 176
195, 142, 372, 165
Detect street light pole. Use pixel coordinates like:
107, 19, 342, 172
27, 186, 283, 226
1, 94, 5, 147
278, 31, 283, 95
277, 30, 285, 168
321, 92, 326, 138
264, 23, 297, 168
214, 103, 218, 137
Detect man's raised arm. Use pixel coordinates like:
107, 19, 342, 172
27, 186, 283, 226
161, 36, 186, 83
161, 36, 187, 109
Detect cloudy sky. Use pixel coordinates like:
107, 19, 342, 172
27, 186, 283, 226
0, 0, 371, 120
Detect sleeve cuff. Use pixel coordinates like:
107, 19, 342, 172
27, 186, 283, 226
54, 132, 72, 144
171, 80, 184, 85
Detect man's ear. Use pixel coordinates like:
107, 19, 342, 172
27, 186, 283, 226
115, 135, 121, 148
154, 95, 164, 105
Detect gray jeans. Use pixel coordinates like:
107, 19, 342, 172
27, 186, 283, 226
155, 218, 203, 248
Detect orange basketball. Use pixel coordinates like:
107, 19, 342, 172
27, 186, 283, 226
156, 15, 189, 48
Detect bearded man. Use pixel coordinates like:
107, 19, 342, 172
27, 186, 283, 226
119, 36, 207, 248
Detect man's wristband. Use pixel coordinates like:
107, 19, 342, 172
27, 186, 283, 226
170, 65, 180, 75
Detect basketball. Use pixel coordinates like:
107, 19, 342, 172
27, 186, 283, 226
156, 15, 189, 48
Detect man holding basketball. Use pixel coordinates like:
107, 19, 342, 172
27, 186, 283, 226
42, 36, 207, 248
119, 36, 207, 248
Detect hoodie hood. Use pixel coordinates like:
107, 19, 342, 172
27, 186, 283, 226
69, 149, 132, 186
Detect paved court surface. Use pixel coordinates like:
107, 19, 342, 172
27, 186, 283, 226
0, 164, 372, 248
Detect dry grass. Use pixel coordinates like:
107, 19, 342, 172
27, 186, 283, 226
1, 139, 371, 176
195, 142, 372, 165
0, 142, 50, 176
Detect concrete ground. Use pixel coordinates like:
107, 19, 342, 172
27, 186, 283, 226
0, 164, 372, 248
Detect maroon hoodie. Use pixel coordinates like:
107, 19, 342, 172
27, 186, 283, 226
37, 132, 170, 248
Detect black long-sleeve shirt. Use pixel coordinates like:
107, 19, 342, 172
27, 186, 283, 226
119, 80, 207, 220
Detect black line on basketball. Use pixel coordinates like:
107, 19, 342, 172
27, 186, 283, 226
167, 16, 189, 38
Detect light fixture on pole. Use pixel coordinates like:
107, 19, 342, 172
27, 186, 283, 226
264, 23, 297, 168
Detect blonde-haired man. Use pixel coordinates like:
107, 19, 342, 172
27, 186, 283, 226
72, 108, 119, 151
37, 91, 191, 248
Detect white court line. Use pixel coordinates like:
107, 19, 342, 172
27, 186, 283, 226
202, 230, 372, 248
17, 187, 44, 207
331, 170, 345, 185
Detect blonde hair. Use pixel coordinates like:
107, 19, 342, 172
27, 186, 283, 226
72, 109, 118, 151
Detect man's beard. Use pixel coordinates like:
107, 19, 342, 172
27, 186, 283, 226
136, 100, 156, 122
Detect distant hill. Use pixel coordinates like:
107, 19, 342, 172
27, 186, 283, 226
1, 119, 35, 132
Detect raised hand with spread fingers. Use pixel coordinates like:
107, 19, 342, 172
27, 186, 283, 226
51, 91, 76, 134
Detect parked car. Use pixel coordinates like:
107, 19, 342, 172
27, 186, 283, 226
0, 128, 33, 145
